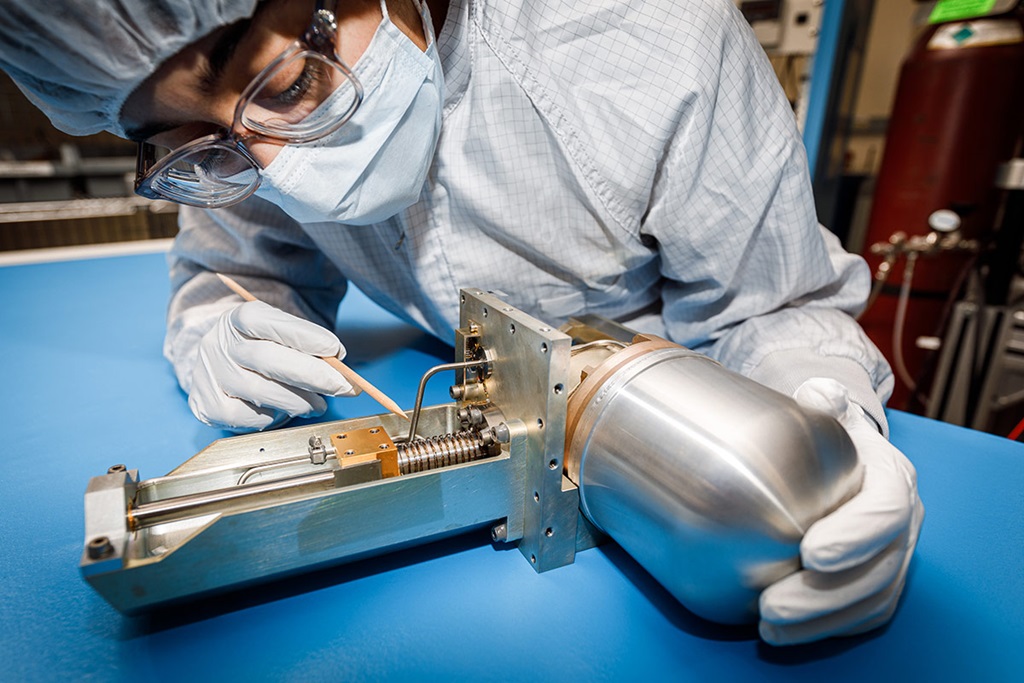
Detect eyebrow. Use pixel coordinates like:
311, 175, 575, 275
198, 16, 255, 94
123, 16, 257, 142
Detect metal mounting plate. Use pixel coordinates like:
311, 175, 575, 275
457, 289, 578, 572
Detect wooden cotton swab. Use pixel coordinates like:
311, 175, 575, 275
215, 273, 409, 422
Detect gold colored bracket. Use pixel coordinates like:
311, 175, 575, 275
331, 427, 399, 479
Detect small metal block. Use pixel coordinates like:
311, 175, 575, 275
331, 427, 399, 478
308, 435, 328, 465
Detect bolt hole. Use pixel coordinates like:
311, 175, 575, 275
345, 449, 355, 455
87, 536, 113, 559
107, 464, 126, 474
537, 418, 544, 429
509, 323, 516, 335
540, 327, 551, 332
548, 459, 558, 470
338, 433, 347, 439
483, 307, 489, 318
545, 528, 553, 537
540, 342, 548, 353
553, 383, 564, 395
378, 444, 388, 450
370, 428, 380, 434
461, 294, 466, 304
534, 491, 540, 503
530, 554, 537, 564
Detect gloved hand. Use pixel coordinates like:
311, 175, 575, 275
758, 378, 924, 646
189, 300, 359, 432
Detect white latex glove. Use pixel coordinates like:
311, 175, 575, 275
189, 300, 359, 432
759, 377, 924, 646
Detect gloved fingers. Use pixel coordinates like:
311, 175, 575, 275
759, 578, 903, 646
189, 362, 292, 432
217, 365, 329, 417
230, 337, 357, 397
761, 529, 910, 626
217, 305, 356, 397
761, 518, 921, 647
191, 344, 327, 430
777, 377, 925, 644
800, 458, 917, 571
229, 301, 345, 358
792, 377, 856, 423
760, 495, 923, 646
189, 391, 287, 433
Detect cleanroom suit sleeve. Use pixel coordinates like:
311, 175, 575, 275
640, 2, 893, 433
164, 198, 348, 394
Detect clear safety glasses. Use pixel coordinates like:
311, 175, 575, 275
134, 0, 363, 209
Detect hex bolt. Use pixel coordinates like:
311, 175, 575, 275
107, 464, 127, 474
308, 435, 327, 465
459, 406, 485, 427
87, 536, 114, 560
491, 423, 511, 444
491, 522, 508, 542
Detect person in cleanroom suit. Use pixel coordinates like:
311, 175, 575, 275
0, 0, 923, 646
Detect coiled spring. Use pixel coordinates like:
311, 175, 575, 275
396, 430, 492, 474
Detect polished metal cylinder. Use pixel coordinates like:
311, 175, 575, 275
566, 339, 862, 624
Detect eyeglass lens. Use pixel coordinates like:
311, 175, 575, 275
146, 50, 359, 207
149, 142, 261, 206
241, 52, 360, 140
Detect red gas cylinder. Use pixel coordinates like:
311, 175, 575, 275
859, 12, 1024, 409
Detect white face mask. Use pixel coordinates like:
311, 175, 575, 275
256, 0, 444, 225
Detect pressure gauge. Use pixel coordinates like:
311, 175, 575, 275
928, 209, 961, 233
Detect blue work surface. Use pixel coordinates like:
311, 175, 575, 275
1, 251, 1022, 682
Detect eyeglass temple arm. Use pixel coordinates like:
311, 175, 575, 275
134, 143, 157, 190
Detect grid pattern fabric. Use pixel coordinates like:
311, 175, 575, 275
167, 0, 893, 423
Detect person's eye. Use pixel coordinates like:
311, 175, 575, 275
270, 58, 328, 106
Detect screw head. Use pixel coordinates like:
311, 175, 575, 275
87, 536, 114, 560
491, 423, 511, 444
